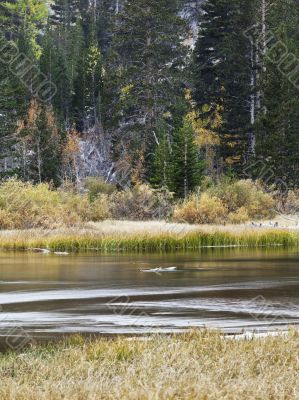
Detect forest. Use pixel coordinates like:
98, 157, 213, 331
1, 5, 299, 396
0, 0, 299, 224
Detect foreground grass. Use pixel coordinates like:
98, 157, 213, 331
0, 222, 299, 252
0, 330, 298, 399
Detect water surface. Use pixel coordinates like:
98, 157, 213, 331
0, 249, 298, 343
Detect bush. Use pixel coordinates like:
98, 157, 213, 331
207, 179, 274, 217
281, 190, 299, 215
0, 179, 63, 229
88, 194, 112, 221
173, 179, 275, 225
173, 193, 228, 224
0, 179, 173, 229
0, 209, 14, 230
228, 207, 249, 224
84, 177, 116, 200
207, 179, 275, 219
0, 177, 276, 229
0, 178, 111, 230
110, 184, 173, 220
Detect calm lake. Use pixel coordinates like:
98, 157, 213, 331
0, 249, 298, 343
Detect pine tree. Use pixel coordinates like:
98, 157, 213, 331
50, 0, 80, 28
2, 0, 48, 58
149, 119, 172, 189
1, 0, 299, 189
72, 11, 103, 131
107, 0, 189, 180
254, 0, 299, 188
40, 29, 72, 122
43, 0, 86, 123
91, 0, 123, 54
0, 0, 48, 177
170, 117, 203, 198
0, 62, 27, 177
18, 100, 64, 184
193, 0, 256, 173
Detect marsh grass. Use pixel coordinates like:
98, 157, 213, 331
0, 330, 298, 399
0, 226, 298, 252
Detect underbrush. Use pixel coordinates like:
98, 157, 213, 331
174, 179, 276, 224
0, 177, 297, 230
0, 178, 171, 229
0, 179, 111, 229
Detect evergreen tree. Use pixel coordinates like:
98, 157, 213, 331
193, 0, 256, 173
18, 100, 64, 184
91, 0, 123, 54
1, 0, 299, 190
50, 0, 80, 28
107, 0, 189, 180
0, 0, 48, 177
2, 0, 48, 58
254, 0, 299, 187
149, 119, 172, 189
72, 11, 103, 132
39, 29, 71, 123
0, 60, 27, 176
43, 0, 85, 123
170, 117, 203, 198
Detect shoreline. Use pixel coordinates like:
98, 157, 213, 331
0, 220, 299, 252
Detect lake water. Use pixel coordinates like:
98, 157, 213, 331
0, 249, 298, 344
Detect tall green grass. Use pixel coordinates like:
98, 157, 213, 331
1, 229, 299, 252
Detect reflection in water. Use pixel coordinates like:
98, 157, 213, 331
0, 248, 298, 340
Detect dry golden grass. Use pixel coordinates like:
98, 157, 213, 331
89, 217, 299, 234
0, 330, 298, 399
1, 217, 298, 240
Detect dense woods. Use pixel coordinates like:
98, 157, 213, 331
1, 0, 299, 198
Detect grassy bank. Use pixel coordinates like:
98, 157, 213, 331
0, 330, 298, 399
1, 225, 299, 253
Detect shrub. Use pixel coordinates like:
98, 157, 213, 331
228, 207, 249, 224
89, 194, 112, 221
173, 179, 275, 225
282, 190, 299, 215
0, 178, 111, 230
0, 209, 14, 230
0, 179, 173, 229
207, 179, 275, 219
84, 177, 116, 200
0, 177, 277, 229
173, 193, 228, 224
245, 189, 275, 219
110, 184, 173, 220
0, 179, 62, 229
